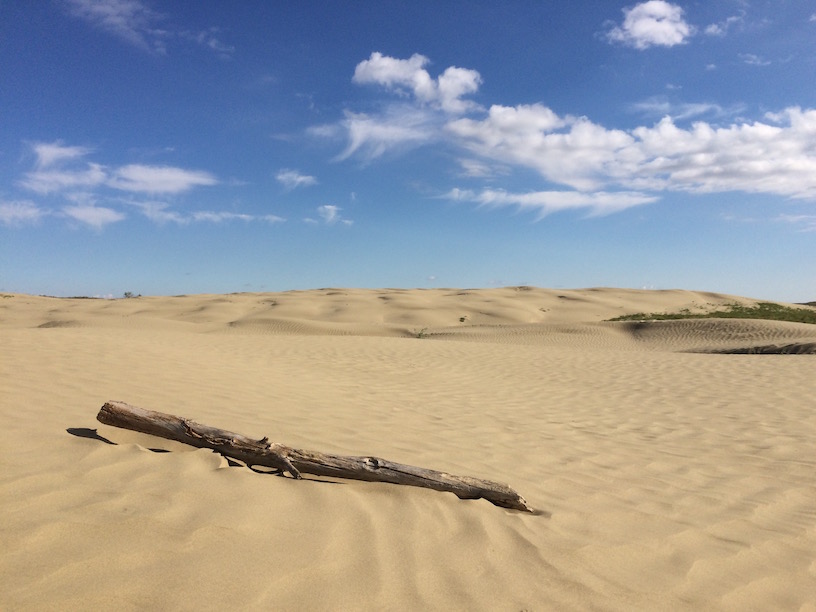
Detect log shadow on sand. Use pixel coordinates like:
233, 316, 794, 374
65, 427, 343, 483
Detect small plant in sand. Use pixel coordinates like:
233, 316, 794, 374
608, 302, 816, 325
413, 327, 429, 339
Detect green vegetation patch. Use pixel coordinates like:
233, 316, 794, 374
608, 302, 816, 325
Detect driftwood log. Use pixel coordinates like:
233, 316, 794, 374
97, 401, 534, 512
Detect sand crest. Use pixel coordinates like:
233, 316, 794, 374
1, 288, 815, 610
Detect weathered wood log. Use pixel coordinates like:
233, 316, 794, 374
97, 401, 534, 512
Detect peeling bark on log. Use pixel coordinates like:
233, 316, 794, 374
97, 401, 534, 512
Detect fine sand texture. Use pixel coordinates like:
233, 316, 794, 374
2, 287, 816, 610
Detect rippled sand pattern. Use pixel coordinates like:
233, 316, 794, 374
1, 288, 815, 610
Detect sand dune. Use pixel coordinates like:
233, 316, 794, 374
2, 287, 815, 610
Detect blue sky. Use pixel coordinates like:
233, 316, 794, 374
2, 1, 815, 300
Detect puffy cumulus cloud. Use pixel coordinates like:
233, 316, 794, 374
445, 188, 657, 218
353, 52, 481, 113
334, 52, 483, 161
0, 200, 46, 226
108, 164, 218, 193
276, 169, 317, 190
322, 54, 816, 216
62, 204, 126, 229
448, 105, 633, 192
447, 105, 816, 199
624, 108, 816, 197
606, 1, 694, 49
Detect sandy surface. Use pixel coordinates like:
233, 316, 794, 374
2, 287, 815, 610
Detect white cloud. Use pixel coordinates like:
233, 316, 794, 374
630, 98, 731, 120
32, 141, 92, 168
260, 214, 285, 224
319, 54, 816, 215
179, 27, 234, 58
20, 142, 217, 195
353, 52, 481, 113
338, 107, 438, 161
63, 0, 168, 53
108, 164, 218, 193
63, 0, 233, 57
778, 214, 816, 232
127, 199, 188, 224
191, 211, 253, 223
308, 204, 352, 226
448, 105, 632, 191
0, 200, 46, 226
21, 163, 107, 194
739, 53, 771, 66
446, 188, 657, 218
125, 199, 285, 225
457, 158, 508, 178
10, 141, 233, 229
447, 104, 816, 199
607, 1, 694, 49
63, 204, 126, 229
276, 169, 317, 190
317, 53, 483, 162
704, 13, 743, 36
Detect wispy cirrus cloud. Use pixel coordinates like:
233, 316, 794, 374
704, 13, 744, 36
61, 0, 233, 57
778, 214, 816, 232
305, 204, 352, 226
445, 188, 657, 218
9, 140, 259, 229
20, 144, 217, 195
31, 141, 93, 168
125, 199, 285, 225
63, 204, 126, 229
629, 97, 735, 121
310, 52, 483, 162
108, 164, 218, 193
21, 163, 107, 194
276, 169, 317, 190
739, 53, 771, 66
0, 200, 47, 226
62, 0, 168, 53
605, 1, 695, 49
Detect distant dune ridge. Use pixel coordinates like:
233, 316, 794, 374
2, 287, 815, 609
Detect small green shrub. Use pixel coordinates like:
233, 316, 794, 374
608, 302, 816, 325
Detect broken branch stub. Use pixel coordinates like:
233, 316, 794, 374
96, 401, 534, 512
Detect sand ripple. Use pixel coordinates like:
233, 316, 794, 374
1, 288, 815, 609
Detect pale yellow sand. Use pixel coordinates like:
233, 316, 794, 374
2, 287, 815, 610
